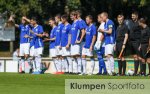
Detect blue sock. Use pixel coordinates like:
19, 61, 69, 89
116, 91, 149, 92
98, 56, 107, 74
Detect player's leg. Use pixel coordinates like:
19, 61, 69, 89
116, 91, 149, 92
55, 46, 63, 73
132, 42, 140, 75
105, 44, 115, 75
105, 45, 110, 75
97, 54, 103, 75
61, 56, 69, 73
116, 42, 122, 75
71, 44, 81, 74
33, 47, 43, 74
147, 57, 150, 75
97, 50, 102, 74
50, 48, 58, 73
97, 52, 107, 75
140, 44, 148, 76
24, 43, 30, 73
71, 45, 76, 73
146, 48, 150, 75
81, 48, 87, 75
62, 47, 71, 73
89, 57, 95, 75
85, 48, 95, 75
67, 56, 73, 73
121, 57, 126, 75
76, 44, 82, 74
29, 46, 36, 72
20, 56, 25, 73
64, 45, 73, 74
19, 44, 25, 73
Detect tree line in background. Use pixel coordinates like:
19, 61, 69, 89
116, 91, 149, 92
0, 0, 150, 55
0, 0, 150, 22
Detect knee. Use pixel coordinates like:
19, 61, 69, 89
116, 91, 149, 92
90, 57, 95, 61
121, 57, 125, 61
133, 55, 138, 60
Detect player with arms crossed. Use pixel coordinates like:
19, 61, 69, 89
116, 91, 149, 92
60, 15, 72, 74
95, 13, 107, 75
14, 17, 31, 73
81, 15, 96, 75
138, 18, 150, 76
100, 12, 116, 75
70, 11, 86, 74
116, 14, 128, 76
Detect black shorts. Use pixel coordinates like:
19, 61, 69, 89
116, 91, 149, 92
129, 41, 140, 55
116, 42, 126, 57
140, 44, 149, 59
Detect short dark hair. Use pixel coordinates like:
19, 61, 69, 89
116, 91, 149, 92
139, 18, 146, 24
55, 14, 61, 19
101, 12, 108, 17
76, 10, 82, 16
86, 15, 93, 21
117, 14, 124, 19
132, 11, 139, 16
70, 11, 78, 16
61, 14, 68, 21
49, 17, 55, 22
31, 17, 38, 21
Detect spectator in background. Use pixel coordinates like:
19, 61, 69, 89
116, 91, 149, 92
13, 48, 20, 61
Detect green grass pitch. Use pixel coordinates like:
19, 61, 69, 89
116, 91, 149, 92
0, 73, 149, 94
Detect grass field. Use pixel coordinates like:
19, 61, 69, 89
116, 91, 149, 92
0, 73, 149, 94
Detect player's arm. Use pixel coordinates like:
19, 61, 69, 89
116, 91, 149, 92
100, 23, 113, 34
15, 24, 19, 28
100, 33, 104, 41
35, 33, 43, 37
22, 16, 31, 23
49, 37, 56, 41
90, 35, 96, 51
148, 35, 150, 50
101, 28, 112, 34
122, 33, 128, 47
66, 34, 71, 49
30, 30, 43, 37
78, 29, 86, 43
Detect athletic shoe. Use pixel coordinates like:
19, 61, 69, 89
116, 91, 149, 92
19, 71, 25, 74
88, 73, 92, 76
64, 72, 69, 74
55, 72, 64, 74
112, 72, 117, 76
79, 73, 86, 76
32, 71, 41, 74
103, 72, 108, 75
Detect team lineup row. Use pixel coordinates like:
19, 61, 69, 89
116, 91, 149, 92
9, 10, 150, 76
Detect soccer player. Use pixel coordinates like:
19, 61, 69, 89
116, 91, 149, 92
43, 18, 58, 73
95, 13, 107, 75
81, 15, 96, 75
76, 10, 87, 53
100, 12, 116, 75
70, 11, 86, 74
30, 17, 44, 74
14, 17, 31, 73
138, 18, 150, 76
21, 16, 36, 73
129, 12, 142, 75
116, 14, 129, 76
60, 15, 72, 73
55, 14, 64, 73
